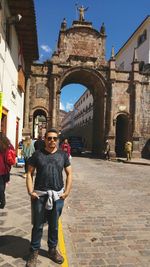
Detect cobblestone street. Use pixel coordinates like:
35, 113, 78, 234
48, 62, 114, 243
63, 157, 150, 267
0, 157, 150, 267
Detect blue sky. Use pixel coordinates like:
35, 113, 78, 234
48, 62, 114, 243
34, 0, 149, 111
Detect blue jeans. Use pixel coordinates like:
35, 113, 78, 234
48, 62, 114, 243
30, 195, 64, 251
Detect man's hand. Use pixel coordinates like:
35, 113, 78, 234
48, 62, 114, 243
29, 191, 39, 199
60, 192, 68, 200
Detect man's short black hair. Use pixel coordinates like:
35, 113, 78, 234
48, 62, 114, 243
45, 128, 58, 138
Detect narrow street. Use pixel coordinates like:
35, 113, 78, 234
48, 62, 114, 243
0, 157, 150, 267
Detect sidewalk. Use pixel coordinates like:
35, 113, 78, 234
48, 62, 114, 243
0, 167, 65, 267
115, 157, 150, 166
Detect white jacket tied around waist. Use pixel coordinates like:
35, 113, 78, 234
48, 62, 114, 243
34, 188, 64, 210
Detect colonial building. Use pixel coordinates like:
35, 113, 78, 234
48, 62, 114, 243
61, 89, 93, 151
25, 13, 150, 158
61, 110, 74, 133
74, 89, 93, 128
116, 15, 150, 71
59, 109, 68, 133
0, 0, 38, 148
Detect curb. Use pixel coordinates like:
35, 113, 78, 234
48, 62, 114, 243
116, 158, 150, 166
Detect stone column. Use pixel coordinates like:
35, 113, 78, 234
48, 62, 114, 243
52, 77, 57, 128
106, 82, 116, 157
23, 74, 31, 136
105, 50, 117, 157
92, 90, 105, 156
130, 50, 141, 157
56, 91, 60, 131
132, 82, 141, 157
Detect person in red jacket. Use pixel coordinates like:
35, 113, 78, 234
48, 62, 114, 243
61, 138, 71, 159
0, 132, 16, 208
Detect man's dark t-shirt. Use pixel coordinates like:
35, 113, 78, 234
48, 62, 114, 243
28, 149, 70, 191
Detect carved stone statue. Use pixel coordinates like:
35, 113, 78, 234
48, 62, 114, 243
77, 5, 88, 21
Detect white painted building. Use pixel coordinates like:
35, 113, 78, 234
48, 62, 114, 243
0, 0, 38, 149
61, 89, 93, 150
74, 89, 93, 126
116, 15, 150, 71
61, 89, 93, 132
61, 110, 74, 133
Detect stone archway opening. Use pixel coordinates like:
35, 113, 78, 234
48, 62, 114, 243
60, 83, 92, 151
58, 68, 106, 155
115, 114, 129, 157
33, 109, 47, 139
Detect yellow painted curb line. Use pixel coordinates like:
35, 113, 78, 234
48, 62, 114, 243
58, 219, 69, 267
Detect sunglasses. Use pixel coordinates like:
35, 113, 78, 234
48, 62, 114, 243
47, 136, 58, 141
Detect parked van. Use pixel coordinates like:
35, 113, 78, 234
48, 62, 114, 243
68, 136, 84, 154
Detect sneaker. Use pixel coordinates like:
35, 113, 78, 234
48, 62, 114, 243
48, 247, 64, 264
26, 250, 38, 267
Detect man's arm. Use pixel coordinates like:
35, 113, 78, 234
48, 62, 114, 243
60, 165, 72, 200
26, 165, 39, 199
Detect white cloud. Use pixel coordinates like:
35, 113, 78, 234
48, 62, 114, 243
66, 102, 73, 111
60, 102, 65, 110
41, 44, 52, 53
39, 54, 44, 59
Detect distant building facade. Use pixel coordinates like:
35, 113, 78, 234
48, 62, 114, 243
61, 110, 74, 133
59, 109, 67, 133
74, 89, 93, 127
61, 89, 94, 151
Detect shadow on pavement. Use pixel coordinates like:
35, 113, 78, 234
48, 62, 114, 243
0, 235, 30, 259
38, 248, 49, 258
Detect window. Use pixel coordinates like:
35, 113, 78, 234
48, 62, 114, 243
137, 29, 147, 47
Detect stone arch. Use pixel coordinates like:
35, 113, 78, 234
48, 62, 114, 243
23, 16, 149, 158
58, 66, 107, 92
32, 107, 48, 138
51, 66, 108, 154
114, 112, 130, 157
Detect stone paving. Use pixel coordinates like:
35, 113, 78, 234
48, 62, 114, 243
62, 157, 150, 267
0, 168, 59, 267
0, 157, 150, 267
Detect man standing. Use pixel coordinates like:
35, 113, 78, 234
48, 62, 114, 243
104, 140, 110, 160
125, 141, 132, 161
26, 128, 72, 267
34, 134, 45, 151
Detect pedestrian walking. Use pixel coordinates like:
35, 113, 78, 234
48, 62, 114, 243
34, 134, 45, 151
22, 136, 35, 178
61, 138, 72, 161
0, 132, 16, 208
125, 141, 132, 161
104, 140, 110, 160
26, 128, 72, 267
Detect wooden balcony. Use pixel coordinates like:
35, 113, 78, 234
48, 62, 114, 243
18, 66, 25, 92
